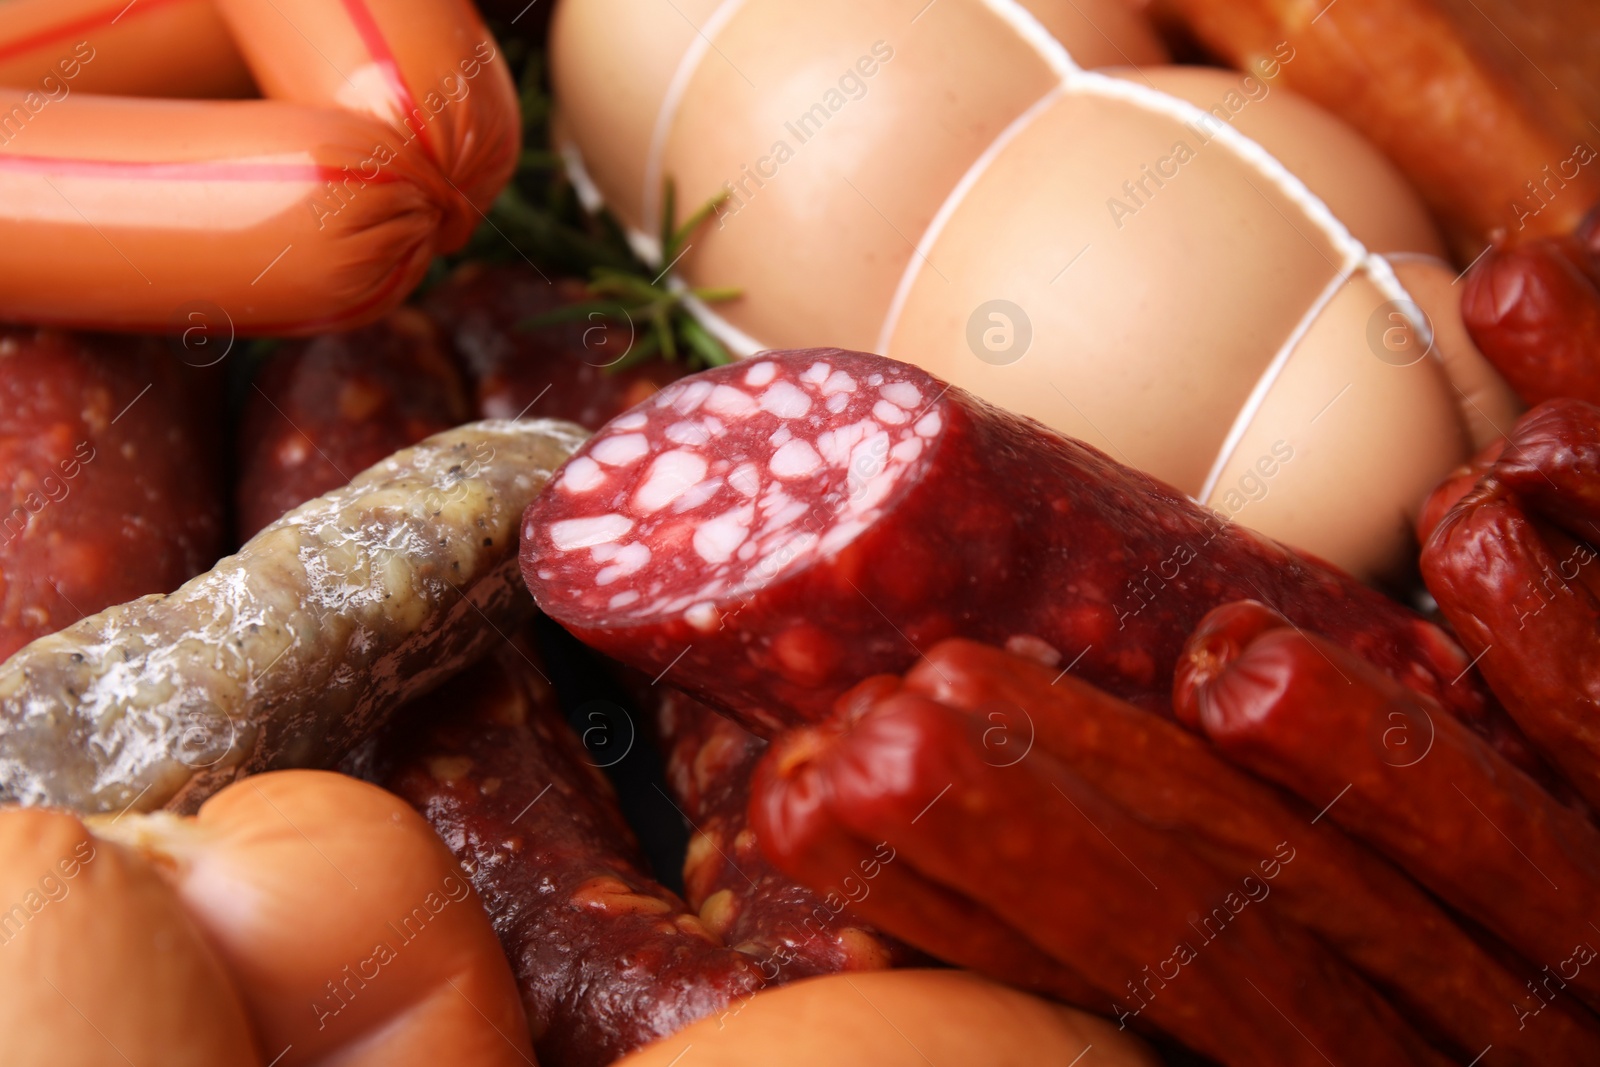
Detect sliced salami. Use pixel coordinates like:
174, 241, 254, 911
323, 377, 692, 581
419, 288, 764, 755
521, 348, 1499, 742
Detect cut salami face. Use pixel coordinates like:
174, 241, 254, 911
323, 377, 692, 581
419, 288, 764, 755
521, 348, 1502, 744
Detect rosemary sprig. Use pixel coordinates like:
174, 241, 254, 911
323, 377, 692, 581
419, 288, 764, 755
522, 177, 741, 371
442, 30, 741, 373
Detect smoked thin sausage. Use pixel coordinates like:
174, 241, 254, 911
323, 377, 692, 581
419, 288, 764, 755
753, 687, 1447, 1067
655, 689, 921, 980
1421, 399, 1600, 808
1175, 602, 1600, 1014
904, 638, 1600, 1064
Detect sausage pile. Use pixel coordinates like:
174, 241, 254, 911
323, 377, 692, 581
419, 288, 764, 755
2, 14, 1600, 1058
517, 340, 1600, 1063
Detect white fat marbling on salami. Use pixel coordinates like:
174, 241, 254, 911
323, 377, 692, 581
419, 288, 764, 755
880, 381, 922, 409
729, 463, 760, 496
560, 455, 605, 493
597, 543, 651, 585
525, 352, 943, 624
591, 434, 649, 467
771, 439, 823, 479
759, 381, 812, 419
705, 383, 757, 415
821, 371, 857, 396
633, 450, 710, 513
873, 399, 910, 426
665, 422, 704, 445
694, 506, 754, 564
672, 477, 724, 512
550, 514, 634, 550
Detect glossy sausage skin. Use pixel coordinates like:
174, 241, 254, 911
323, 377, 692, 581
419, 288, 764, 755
0, 419, 583, 813
1461, 234, 1600, 407
424, 264, 686, 431
0, 1, 520, 334
656, 688, 921, 980
211, 0, 520, 248
236, 308, 470, 538
0, 329, 224, 663
752, 687, 1446, 1067
1175, 603, 1600, 1015
0, 93, 450, 334
1420, 399, 1600, 808
523, 349, 1501, 746
0, 0, 252, 99
903, 638, 1600, 1065
370, 641, 766, 1067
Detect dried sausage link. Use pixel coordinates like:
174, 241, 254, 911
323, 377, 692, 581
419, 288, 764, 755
0, 418, 584, 814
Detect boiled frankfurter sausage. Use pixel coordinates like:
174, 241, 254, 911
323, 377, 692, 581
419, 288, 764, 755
0, 0, 520, 333
212, 0, 520, 248
0, 0, 250, 99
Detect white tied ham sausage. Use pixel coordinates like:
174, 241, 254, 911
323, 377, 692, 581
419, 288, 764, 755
549, 0, 1523, 580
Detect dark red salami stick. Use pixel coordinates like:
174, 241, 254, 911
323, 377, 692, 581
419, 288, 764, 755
236, 308, 471, 538
1175, 608, 1600, 1012
755, 691, 1446, 1067
1421, 400, 1600, 808
423, 264, 685, 431
366, 640, 764, 1067
0, 329, 224, 663
656, 689, 922, 979
521, 348, 1498, 741
1462, 236, 1600, 407
902, 637, 1600, 1065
